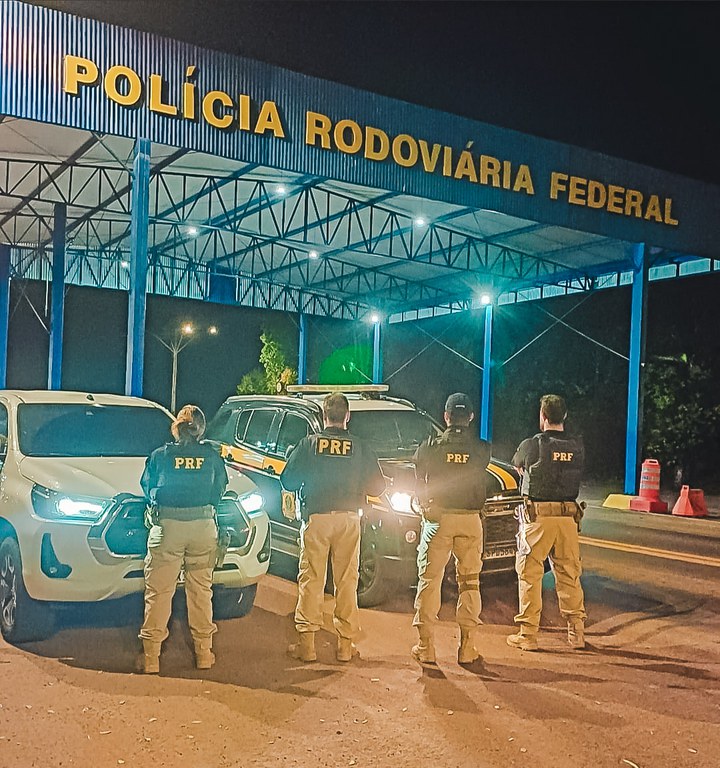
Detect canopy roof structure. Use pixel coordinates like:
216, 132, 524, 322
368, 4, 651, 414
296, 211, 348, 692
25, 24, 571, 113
2, 0, 720, 491
1, 117, 718, 323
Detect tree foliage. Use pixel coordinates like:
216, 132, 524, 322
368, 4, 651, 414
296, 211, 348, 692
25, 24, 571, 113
643, 354, 720, 486
236, 328, 298, 394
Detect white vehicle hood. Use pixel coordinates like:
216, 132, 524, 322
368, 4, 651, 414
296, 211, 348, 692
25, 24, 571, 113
18, 456, 147, 499
18, 456, 256, 500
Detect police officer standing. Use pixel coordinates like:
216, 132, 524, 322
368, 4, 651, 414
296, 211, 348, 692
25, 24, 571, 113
507, 394, 586, 652
412, 393, 491, 666
281, 392, 386, 663
139, 404, 228, 674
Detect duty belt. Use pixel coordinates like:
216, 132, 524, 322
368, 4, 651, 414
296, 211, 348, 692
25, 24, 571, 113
431, 506, 482, 516
524, 499, 579, 520
157, 504, 215, 521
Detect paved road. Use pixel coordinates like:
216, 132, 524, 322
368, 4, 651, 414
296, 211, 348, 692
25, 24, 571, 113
0, 505, 718, 768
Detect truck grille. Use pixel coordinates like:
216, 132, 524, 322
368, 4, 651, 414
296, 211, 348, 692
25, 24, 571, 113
104, 497, 147, 556
101, 496, 251, 557
483, 499, 520, 546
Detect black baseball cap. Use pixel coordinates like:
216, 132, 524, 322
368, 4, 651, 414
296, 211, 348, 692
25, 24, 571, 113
445, 392, 473, 414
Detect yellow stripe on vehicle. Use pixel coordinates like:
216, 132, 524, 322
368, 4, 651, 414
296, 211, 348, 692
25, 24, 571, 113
222, 443, 264, 470
487, 462, 518, 491
263, 457, 286, 474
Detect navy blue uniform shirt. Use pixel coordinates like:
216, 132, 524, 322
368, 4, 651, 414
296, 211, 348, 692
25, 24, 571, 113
413, 426, 491, 510
280, 426, 386, 517
141, 440, 229, 508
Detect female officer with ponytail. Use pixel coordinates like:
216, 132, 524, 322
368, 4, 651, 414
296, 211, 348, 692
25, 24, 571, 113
138, 404, 228, 674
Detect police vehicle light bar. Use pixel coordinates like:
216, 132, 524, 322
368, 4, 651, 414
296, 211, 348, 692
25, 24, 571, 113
286, 384, 389, 394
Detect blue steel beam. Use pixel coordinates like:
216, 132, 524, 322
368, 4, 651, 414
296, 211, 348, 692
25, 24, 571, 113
624, 243, 647, 495
298, 312, 308, 384
48, 203, 66, 390
0, 244, 9, 387
125, 138, 151, 397
372, 320, 383, 384
480, 303, 493, 441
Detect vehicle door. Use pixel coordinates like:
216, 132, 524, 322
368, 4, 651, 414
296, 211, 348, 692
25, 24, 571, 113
229, 407, 283, 521
264, 411, 313, 547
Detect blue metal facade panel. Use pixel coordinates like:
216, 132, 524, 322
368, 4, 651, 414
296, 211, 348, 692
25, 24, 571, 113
2, 1, 720, 257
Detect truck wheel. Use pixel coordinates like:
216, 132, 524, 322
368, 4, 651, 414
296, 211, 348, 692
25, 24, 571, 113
212, 583, 257, 620
357, 534, 391, 608
0, 538, 55, 643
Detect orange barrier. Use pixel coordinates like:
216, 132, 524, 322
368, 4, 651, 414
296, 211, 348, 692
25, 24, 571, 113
672, 485, 708, 518
630, 458, 669, 513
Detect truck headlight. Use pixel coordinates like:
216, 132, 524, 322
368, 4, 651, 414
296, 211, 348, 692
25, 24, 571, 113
389, 491, 412, 513
31, 485, 111, 523
238, 491, 264, 515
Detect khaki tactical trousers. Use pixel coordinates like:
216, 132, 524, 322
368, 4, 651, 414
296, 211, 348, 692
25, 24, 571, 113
413, 513, 483, 637
295, 512, 361, 640
514, 515, 586, 634
140, 518, 218, 644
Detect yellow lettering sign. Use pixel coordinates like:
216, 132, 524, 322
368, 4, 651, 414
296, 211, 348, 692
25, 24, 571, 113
63, 55, 99, 95
334, 119, 363, 154
60, 56, 682, 228
365, 126, 390, 161
392, 134, 418, 168
104, 65, 142, 107
549, 172, 679, 226
568, 176, 587, 206
254, 100, 285, 138
306, 110, 332, 148
550, 172, 568, 200
202, 90, 233, 129
419, 140, 441, 173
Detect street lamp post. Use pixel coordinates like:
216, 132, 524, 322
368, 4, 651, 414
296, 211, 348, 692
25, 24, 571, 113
153, 323, 217, 413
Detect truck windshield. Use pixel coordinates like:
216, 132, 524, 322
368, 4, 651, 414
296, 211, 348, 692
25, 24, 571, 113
348, 409, 440, 458
17, 403, 172, 458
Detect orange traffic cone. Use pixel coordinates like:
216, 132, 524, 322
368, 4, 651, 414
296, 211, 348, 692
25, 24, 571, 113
671, 485, 708, 518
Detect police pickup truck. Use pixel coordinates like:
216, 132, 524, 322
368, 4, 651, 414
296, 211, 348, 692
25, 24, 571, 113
207, 385, 521, 607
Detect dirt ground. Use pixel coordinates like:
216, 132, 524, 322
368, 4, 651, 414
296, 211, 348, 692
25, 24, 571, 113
1, 558, 719, 768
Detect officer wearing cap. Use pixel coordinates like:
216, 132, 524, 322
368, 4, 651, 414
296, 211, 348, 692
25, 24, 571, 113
138, 404, 228, 674
507, 394, 587, 652
280, 392, 386, 663
411, 392, 491, 666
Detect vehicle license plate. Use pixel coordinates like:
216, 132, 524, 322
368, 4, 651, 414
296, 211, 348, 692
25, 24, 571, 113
485, 546, 516, 559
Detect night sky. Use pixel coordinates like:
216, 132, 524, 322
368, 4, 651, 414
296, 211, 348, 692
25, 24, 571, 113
9, 1, 720, 476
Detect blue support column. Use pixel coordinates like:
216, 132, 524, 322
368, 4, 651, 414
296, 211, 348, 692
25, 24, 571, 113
480, 303, 494, 441
372, 320, 383, 384
0, 244, 10, 388
125, 138, 151, 397
48, 203, 66, 390
624, 243, 648, 494
298, 312, 308, 384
